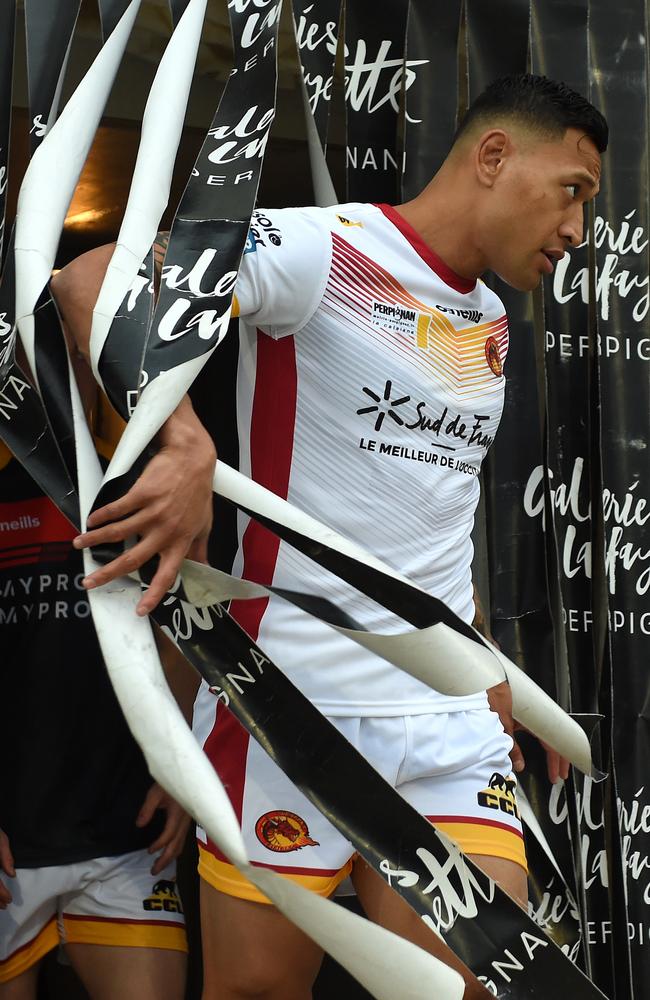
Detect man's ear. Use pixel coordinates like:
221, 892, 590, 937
475, 129, 509, 188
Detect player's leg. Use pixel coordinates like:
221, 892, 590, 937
64, 943, 185, 1000
353, 710, 528, 998
0, 867, 61, 999
194, 699, 357, 998
352, 853, 526, 1000
200, 881, 324, 999
0, 963, 41, 1000
60, 850, 187, 1000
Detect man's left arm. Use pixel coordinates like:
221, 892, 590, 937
474, 585, 570, 783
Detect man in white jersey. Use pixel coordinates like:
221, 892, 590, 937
54, 74, 607, 999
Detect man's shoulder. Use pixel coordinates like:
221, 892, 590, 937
251, 202, 377, 233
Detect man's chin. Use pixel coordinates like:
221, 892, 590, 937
495, 268, 542, 292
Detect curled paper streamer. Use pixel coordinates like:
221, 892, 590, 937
67, 332, 464, 1000
15, 0, 143, 381
190, 460, 600, 779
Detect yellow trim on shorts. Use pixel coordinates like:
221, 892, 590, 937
231, 294, 240, 317
198, 846, 353, 905
62, 916, 187, 952
435, 820, 528, 872
0, 916, 58, 983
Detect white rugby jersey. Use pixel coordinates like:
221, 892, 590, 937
228, 202, 509, 716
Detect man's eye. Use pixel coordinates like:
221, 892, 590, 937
565, 184, 578, 197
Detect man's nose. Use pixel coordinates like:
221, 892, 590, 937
559, 203, 585, 248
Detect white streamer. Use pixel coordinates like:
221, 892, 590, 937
183, 460, 595, 777
14, 0, 142, 382
66, 343, 463, 1000
90, 0, 209, 384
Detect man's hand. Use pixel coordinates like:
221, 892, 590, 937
136, 783, 191, 876
487, 680, 570, 782
74, 396, 216, 615
487, 680, 525, 774
0, 828, 15, 908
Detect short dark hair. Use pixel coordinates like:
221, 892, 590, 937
455, 73, 608, 153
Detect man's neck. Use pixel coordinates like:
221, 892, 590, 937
394, 171, 488, 283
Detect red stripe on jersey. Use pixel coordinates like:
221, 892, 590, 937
376, 203, 477, 294
229, 331, 298, 636
202, 331, 298, 865
202, 703, 250, 862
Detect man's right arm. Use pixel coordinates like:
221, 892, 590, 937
50, 249, 216, 614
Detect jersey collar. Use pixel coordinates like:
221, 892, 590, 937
376, 203, 477, 295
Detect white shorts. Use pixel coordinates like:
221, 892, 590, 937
0, 849, 186, 983
195, 703, 526, 903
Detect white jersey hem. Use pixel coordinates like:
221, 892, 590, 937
312, 692, 490, 717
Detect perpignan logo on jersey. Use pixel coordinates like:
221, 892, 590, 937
370, 299, 425, 337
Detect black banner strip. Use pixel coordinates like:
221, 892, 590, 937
0, 249, 78, 525
0, 0, 15, 264
24, 0, 82, 155
169, 0, 192, 27
402, 0, 462, 200
589, 1, 650, 995
19, 1, 602, 993
465, 0, 530, 87
291, 0, 342, 149
92, 0, 281, 473
528, 0, 596, 980
344, 0, 410, 203
97, 0, 132, 41
149, 576, 607, 1000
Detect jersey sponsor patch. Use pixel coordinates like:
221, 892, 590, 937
250, 211, 283, 248
336, 214, 364, 228
436, 304, 484, 324
255, 811, 319, 853
370, 299, 427, 337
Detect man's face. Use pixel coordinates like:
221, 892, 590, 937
481, 127, 601, 292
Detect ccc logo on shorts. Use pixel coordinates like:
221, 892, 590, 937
255, 811, 319, 853
142, 879, 183, 913
477, 772, 520, 820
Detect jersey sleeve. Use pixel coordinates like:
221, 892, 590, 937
233, 207, 332, 338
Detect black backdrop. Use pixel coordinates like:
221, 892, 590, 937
3, 2, 649, 998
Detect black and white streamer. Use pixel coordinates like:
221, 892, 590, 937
344, 0, 409, 203
401, 0, 462, 200
0, 0, 15, 262
291, 0, 341, 206
292, 0, 342, 148
7, 2, 616, 997
24, 0, 82, 153
11, 5, 467, 996
97, 0, 133, 41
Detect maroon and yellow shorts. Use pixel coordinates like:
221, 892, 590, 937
194, 700, 527, 903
